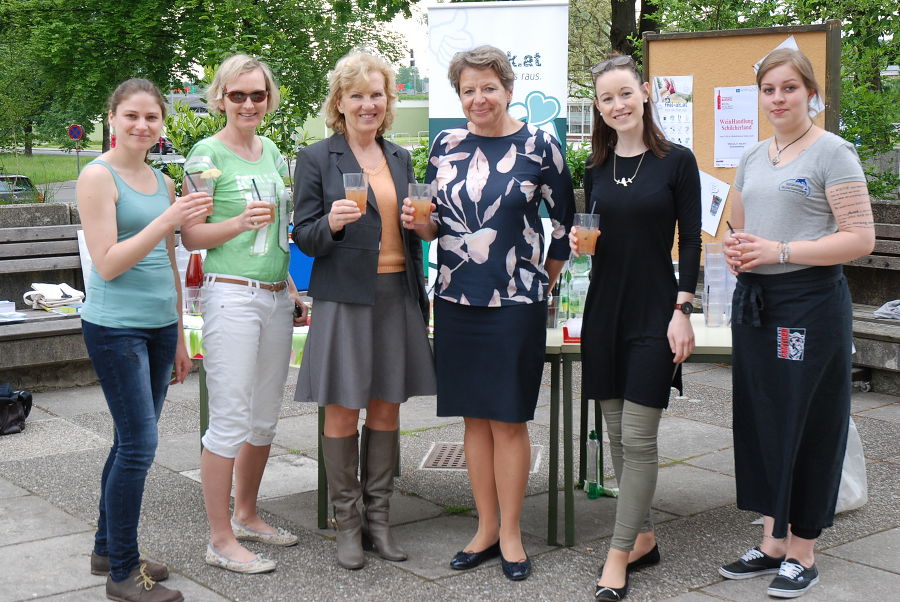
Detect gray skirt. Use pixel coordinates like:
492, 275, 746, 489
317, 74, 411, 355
295, 272, 436, 408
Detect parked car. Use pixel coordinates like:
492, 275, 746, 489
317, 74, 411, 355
150, 136, 176, 155
0, 174, 44, 204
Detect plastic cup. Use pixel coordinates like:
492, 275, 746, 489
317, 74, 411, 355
726, 228, 750, 271
183, 286, 202, 315
574, 213, 601, 255
185, 176, 214, 215
408, 182, 434, 225
343, 172, 368, 214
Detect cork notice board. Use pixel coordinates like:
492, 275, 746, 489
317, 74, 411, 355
643, 21, 841, 245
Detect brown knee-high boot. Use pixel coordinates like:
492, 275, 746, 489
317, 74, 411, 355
360, 426, 407, 561
322, 433, 365, 570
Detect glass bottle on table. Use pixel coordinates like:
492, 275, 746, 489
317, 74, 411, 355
184, 250, 203, 315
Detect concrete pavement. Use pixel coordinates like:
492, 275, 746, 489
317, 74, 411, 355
1, 363, 898, 601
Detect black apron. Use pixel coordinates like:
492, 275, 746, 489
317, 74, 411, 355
731, 265, 851, 538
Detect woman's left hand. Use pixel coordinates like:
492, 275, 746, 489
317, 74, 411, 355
729, 233, 780, 271
668, 313, 695, 363
290, 291, 309, 327
170, 343, 193, 384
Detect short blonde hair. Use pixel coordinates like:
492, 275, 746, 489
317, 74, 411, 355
206, 54, 281, 114
756, 48, 821, 99
448, 45, 515, 95
324, 51, 398, 137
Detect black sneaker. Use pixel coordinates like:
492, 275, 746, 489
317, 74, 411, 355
767, 559, 819, 598
719, 546, 784, 580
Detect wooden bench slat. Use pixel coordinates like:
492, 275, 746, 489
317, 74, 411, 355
2, 256, 83, 273
0, 315, 83, 341
873, 239, 900, 255
874, 223, 900, 239
845, 254, 900, 270
0, 224, 81, 243
0, 240, 80, 258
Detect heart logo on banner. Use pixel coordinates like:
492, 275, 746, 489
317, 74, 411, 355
510, 91, 561, 126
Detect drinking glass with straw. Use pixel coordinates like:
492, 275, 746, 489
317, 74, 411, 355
183, 172, 213, 216
249, 178, 273, 256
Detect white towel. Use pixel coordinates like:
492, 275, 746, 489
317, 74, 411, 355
873, 300, 900, 320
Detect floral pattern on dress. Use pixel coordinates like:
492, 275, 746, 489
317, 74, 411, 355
426, 124, 574, 307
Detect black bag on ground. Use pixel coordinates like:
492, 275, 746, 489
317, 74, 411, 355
0, 384, 32, 435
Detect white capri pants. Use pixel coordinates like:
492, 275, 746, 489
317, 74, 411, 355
200, 275, 293, 458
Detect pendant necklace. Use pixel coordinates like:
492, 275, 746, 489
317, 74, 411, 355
613, 151, 646, 187
771, 122, 813, 166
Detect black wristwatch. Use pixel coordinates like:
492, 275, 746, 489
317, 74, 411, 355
675, 302, 693, 315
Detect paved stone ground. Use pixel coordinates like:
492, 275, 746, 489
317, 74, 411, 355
1, 363, 897, 601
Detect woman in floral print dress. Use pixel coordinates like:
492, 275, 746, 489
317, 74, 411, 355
402, 45, 574, 581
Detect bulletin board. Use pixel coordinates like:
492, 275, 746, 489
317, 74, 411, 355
643, 21, 842, 244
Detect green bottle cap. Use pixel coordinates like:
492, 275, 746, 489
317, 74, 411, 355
589, 429, 598, 440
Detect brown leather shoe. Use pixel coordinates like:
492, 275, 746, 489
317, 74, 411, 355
105, 564, 183, 602
91, 551, 169, 581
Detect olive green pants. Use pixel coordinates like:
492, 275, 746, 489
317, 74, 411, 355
600, 398, 663, 552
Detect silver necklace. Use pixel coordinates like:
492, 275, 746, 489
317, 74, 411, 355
771, 122, 813, 165
613, 151, 646, 187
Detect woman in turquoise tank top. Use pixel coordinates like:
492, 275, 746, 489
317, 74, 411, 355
77, 78, 213, 602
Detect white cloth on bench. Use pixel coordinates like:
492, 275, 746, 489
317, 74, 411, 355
874, 300, 900, 320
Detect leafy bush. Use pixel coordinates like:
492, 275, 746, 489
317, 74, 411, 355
566, 143, 592, 189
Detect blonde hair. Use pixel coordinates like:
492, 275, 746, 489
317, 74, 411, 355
206, 54, 281, 114
324, 51, 398, 137
756, 48, 821, 99
448, 45, 515, 95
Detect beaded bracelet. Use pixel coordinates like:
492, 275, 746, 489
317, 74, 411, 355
778, 241, 792, 264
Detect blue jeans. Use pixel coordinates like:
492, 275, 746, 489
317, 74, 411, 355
82, 320, 177, 582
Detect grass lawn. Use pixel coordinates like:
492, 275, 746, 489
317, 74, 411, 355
0, 153, 84, 184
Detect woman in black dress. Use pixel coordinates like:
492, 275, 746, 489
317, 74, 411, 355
572, 54, 700, 601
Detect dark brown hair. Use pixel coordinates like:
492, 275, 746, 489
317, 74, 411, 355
588, 53, 669, 168
108, 78, 166, 117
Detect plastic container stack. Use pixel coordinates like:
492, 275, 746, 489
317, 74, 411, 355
703, 242, 736, 327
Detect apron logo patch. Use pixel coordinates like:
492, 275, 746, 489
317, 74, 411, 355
778, 178, 811, 197
777, 327, 806, 360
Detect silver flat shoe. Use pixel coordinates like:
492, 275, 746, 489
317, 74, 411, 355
205, 544, 276, 574
231, 519, 299, 547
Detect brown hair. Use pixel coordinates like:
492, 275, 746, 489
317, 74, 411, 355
756, 48, 821, 98
324, 51, 398, 137
588, 53, 670, 168
207, 54, 281, 114
448, 45, 515, 96
108, 78, 166, 117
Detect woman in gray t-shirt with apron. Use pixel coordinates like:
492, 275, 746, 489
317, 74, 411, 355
718, 49, 875, 599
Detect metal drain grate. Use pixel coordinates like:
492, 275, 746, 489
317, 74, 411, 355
421, 442, 543, 473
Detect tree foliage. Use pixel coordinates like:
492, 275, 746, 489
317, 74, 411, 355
0, 0, 416, 155
569, 0, 612, 93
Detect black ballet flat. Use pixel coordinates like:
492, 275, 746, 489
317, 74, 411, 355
449, 541, 500, 570
594, 574, 629, 601
500, 553, 532, 581
597, 544, 660, 575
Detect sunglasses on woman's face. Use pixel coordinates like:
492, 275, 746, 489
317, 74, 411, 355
223, 89, 268, 104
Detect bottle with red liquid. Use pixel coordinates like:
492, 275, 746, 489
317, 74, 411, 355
184, 251, 203, 314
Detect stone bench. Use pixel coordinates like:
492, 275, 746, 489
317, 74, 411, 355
851, 302, 900, 395
0, 224, 93, 389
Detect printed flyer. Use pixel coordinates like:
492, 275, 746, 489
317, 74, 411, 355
713, 86, 758, 168
652, 75, 694, 149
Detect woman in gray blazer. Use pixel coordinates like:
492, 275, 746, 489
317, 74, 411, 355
291, 51, 435, 570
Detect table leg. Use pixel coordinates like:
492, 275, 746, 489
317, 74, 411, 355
547, 354, 560, 546
563, 355, 575, 547
579, 389, 588, 488
317, 407, 328, 530
199, 362, 208, 450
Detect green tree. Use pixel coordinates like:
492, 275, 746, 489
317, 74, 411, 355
568, 0, 612, 93
0, 0, 417, 155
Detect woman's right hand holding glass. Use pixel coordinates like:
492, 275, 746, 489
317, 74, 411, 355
327, 199, 362, 233
568, 226, 581, 257
238, 200, 275, 232
167, 191, 213, 228
724, 230, 745, 275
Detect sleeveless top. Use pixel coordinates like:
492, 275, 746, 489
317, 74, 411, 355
80, 159, 179, 329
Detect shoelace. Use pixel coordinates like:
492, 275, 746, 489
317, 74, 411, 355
741, 547, 765, 562
134, 563, 157, 591
778, 561, 805, 579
